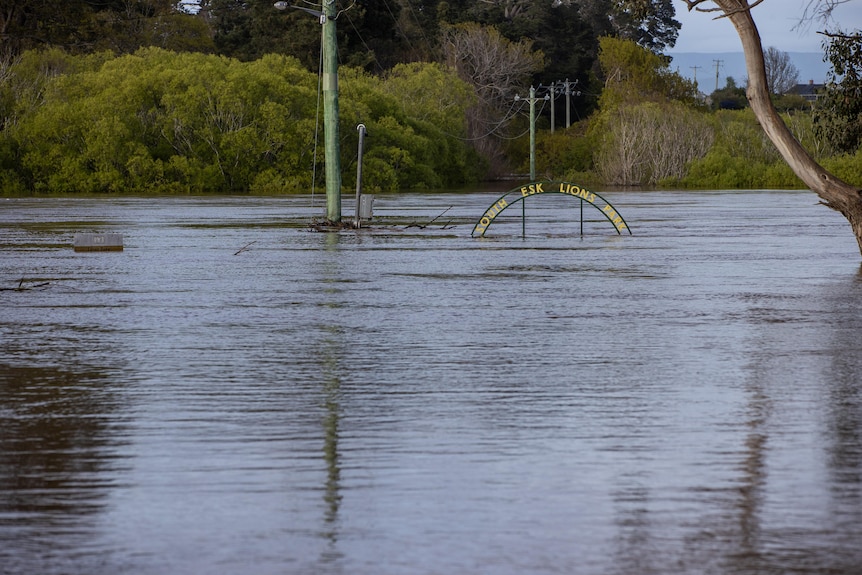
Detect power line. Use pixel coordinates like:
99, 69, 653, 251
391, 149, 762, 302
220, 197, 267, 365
537, 79, 579, 130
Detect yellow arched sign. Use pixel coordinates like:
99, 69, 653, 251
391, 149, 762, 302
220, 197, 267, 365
472, 180, 632, 238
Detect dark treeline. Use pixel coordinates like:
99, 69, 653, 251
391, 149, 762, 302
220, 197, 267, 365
2, 0, 680, 128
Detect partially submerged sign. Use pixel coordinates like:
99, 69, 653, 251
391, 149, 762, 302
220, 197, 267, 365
472, 181, 632, 238
74, 233, 124, 252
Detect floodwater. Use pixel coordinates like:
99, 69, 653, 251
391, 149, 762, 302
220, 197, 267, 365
1, 189, 861, 575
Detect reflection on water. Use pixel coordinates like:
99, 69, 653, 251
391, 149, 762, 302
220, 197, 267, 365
321, 234, 345, 565
1, 191, 861, 574
0, 361, 128, 574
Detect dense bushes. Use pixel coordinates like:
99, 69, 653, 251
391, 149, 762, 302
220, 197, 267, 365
0, 49, 480, 195
541, 103, 860, 190
537, 105, 837, 190
3, 41, 859, 195
593, 101, 713, 186
527, 39, 860, 190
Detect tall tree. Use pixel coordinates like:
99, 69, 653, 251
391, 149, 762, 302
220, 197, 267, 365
681, 0, 862, 256
614, 0, 682, 53
1, 0, 96, 55
207, 0, 313, 63
763, 46, 800, 95
471, 0, 680, 54
597, 36, 697, 107
441, 23, 544, 175
573, 0, 681, 53
485, 0, 597, 90
1, 0, 211, 55
207, 0, 409, 70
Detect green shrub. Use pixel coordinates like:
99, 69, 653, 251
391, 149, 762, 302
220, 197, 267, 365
681, 149, 805, 189
2, 49, 480, 195
536, 124, 596, 176
823, 152, 862, 188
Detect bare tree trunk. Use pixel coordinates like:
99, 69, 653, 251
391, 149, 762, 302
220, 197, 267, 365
706, 0, 862, 255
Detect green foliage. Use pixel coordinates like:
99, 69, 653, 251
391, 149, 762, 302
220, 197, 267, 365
10, 49, 318, 193
710, 77, 747, 110
535, 100, 832, 190
383, 62, 476, 135
1, 49, 479, 195
783, 110, 835, 160
211, 0, 412, 71
0, 0, 689, 184
772, 93, 811, 112
2, 0, 213, 56
502, 30, 853, 191
711, 109, 780, 165
675, 109, 804, 189
535, 124, 598, 178
3, 3, 847, 194
578, 38, 706, 186
339, 63, 481, 191
488, 0, 596, 99
596, 36, 698, 111
609, 0, 680, 54
1, 48, 112, 127
822, 151, 862, 188
813, 30, 862, 154
680, 148, 803, 189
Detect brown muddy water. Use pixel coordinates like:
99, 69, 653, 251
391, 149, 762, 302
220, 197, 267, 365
1, 189, 861, 575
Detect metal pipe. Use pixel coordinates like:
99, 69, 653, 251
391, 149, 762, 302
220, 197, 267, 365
354, 123, 366, 228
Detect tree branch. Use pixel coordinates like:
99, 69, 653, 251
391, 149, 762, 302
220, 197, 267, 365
682, 0, 765, 19
802, 0, 854, 23
817, 30, 862, 41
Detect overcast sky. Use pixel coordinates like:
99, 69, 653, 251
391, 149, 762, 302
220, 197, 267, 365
669, 0, 862, 54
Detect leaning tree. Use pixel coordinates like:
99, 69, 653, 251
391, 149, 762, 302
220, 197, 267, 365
682, 0, 862, 256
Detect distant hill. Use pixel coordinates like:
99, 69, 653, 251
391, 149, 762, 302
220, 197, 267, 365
667, 52, 829, 92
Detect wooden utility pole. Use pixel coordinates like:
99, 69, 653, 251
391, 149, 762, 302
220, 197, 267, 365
690, 65, 702, 89
321, 0, 342, 223
515, 86, 548, 180
275, 0, 342, 224
713, 59, 723, 92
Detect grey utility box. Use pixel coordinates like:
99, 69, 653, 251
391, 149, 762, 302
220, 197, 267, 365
359, 195, 374, 221
74, 233, 124, 252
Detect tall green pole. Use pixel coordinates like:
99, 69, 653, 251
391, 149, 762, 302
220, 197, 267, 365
274, 1, 341, 223
321, 0, 341, 223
